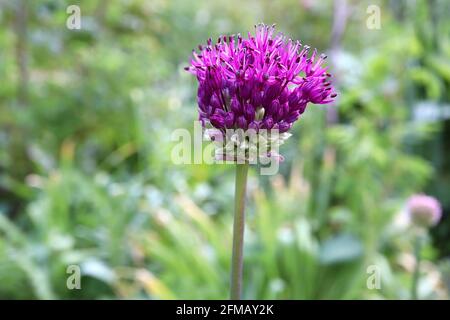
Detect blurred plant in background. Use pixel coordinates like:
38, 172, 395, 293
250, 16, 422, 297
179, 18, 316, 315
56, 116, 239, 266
406, 194, 442, 299
0, 0, 449, 299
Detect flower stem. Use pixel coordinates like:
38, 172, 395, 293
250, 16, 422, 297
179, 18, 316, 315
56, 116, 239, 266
411, 235, 422, 300
230, 163, 249, 300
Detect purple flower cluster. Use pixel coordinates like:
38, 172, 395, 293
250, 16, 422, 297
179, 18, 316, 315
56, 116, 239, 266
407, 194, 442, 228
186, 24, 336, 132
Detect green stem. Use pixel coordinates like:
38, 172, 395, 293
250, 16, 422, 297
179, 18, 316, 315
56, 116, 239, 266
230, 163, 249, 300
411, 235, 422, 300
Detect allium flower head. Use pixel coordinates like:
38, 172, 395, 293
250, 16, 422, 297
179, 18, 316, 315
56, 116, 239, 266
186, 23, 336, 132
407, 194, 442, 228
186, 24, 336, 162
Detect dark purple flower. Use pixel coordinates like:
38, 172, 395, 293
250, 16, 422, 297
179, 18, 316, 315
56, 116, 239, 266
186, 24, 336, 133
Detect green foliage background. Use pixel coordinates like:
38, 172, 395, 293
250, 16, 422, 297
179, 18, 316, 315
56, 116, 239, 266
0, 0, 449, 299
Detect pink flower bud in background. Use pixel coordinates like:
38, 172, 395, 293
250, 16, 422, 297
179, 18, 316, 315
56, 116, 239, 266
407, 194, 442, 228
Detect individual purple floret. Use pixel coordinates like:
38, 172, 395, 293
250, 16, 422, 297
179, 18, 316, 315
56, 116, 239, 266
185, 23, 336, 133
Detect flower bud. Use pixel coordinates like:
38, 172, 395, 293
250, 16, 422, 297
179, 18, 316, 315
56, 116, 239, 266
407, 194, 442, 228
